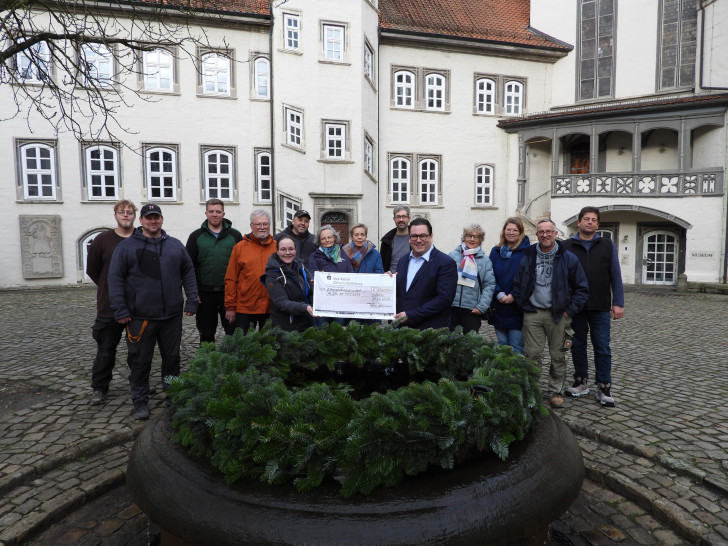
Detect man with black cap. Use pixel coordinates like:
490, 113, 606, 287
108, 204, 199, 420
274, 209, 317, 263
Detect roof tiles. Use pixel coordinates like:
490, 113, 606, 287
379, 0, 569, 49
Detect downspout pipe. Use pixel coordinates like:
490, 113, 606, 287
268, 1, 277, 232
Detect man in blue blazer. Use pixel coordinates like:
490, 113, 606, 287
394, 218, 458, 329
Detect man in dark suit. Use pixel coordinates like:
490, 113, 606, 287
394, 218, 457, 329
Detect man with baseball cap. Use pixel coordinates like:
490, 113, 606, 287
274, 209, 317, 263
108, 204, 198, 420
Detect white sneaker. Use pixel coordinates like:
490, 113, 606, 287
565, 377, 590, 398
595, 382, 615, 407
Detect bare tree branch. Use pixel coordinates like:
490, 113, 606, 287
1, 0, 263, 142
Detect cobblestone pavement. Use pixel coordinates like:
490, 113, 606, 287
0, 286, 727, 545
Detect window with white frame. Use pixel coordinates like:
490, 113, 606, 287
144, 145, 178, 200
284, 106, 304, 149
364, 42, 374, 83
474, 74, 526, 116
280, 194, 301, 226
364, 135, 374, 176
142, 48, 174, 92
394, 70, 414, 108
16, 40, 51, 83
475, 165, 494, 206
392, 66, 450, 112
84, 144, 119, 200
475, 77, 496, 114
200, 52, 231, 96
255, 150, 272, 203
419, 158, 439, 204
389, 156, 411, 204
253, 57, 270, 99
504, 80, 523, 116
283, 13, 301, 51
80, 44, 113, 87
425, 73, 445, 111
324, 121, 347, 160
322, 24, 344, 61
18, 141, 57, 200
203, 149, 234, 201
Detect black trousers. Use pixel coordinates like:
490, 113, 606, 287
234, 313, 269, 334
91, 316, 128, 391
196, 291, 235, 343
126, 314, 182, 405
449, 307, 483, 335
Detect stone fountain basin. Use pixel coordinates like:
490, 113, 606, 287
127, 409, 583, 546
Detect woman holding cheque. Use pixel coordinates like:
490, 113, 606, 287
262, 236, 314, 332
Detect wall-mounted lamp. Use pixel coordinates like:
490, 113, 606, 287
617, 147, 624, 155
622, 235, 629, 242
659, 143, 666, 153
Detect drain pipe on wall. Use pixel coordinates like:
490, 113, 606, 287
268, 1, 277, 232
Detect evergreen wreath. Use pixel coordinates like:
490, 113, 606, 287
168, 321, 546, 497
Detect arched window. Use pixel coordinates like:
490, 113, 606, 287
143, 48, 174, 91
425, 73, 445, 111
394, 70, 415, 108
254, 57, 269, 98
20, 142, 56, 200
475, 165, 494, 206
203, 149, 233, 200
145, 146, 177, 200
85, 145, 119, 200
201, 52, 230, 95
504, 80, 523, 116
390, 157, 411, 203
419, 158, 439, 204
475, 78, 495, 114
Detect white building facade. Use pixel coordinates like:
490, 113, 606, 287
1, 0, 726, 288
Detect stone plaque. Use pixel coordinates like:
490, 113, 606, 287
19, 215, 63, 279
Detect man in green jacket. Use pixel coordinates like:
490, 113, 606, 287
186, 199, 243, 344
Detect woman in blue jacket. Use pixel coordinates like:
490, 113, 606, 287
488, 217, 530, 354
342, 223, 384, 274
448, 224, 495, 335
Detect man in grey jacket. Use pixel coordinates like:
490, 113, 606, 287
108, 204, 198, 420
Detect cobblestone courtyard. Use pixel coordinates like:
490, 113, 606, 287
0, 286, 727, 545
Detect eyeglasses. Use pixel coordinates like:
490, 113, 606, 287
464, 234, 480, 240
394, 215, 410, 220
116, 210, 135, 216
409, 234, 430, 241
536, 230, 555, 236
251, 222, 270, 228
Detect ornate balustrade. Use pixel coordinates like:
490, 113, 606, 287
552, 170, 723, 197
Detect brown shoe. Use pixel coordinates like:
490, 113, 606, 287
550, 394, 564, 408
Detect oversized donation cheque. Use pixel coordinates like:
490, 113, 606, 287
313, 272, 396, 320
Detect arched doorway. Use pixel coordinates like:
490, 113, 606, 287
321, 212, 350, 245
78, 229, 107, 282
641, 230, 679, 285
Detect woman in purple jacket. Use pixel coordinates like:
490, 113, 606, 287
308, 224, 353, 326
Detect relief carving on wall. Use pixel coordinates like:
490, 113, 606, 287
19, 215, 63, 279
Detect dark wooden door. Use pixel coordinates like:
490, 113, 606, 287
570, 150, 590, 174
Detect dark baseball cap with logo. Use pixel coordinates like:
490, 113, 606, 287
140, 204, 163, 217
293, 209, 311, 219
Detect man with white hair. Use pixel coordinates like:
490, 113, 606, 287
224, 210, 276, 333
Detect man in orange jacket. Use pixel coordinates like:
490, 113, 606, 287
224, 210, 276, 333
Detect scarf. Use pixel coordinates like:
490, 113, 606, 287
499, 245, 513, 259
320, 244, 342, 263
457, 243, 479, 287
343, 241, 373, 270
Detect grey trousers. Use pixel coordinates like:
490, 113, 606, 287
523, 309, 572, 396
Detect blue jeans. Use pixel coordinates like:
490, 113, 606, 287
570, 310, 612, 384
494, 328, 524, 355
